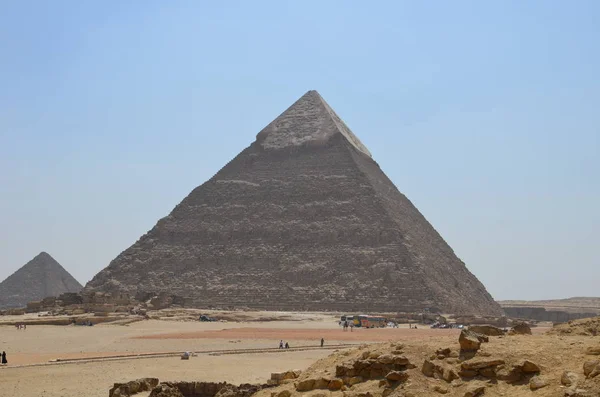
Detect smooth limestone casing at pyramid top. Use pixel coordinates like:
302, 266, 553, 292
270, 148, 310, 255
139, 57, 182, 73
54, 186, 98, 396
86, 91, 502, 316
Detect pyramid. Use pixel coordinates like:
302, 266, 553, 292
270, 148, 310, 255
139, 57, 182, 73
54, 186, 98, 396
0, 252, 83, 309
86, 90, 502, 315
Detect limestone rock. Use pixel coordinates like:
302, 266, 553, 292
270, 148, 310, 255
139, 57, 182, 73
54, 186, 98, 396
463, 382, 486, 397
296, 379, 316, 392
385, 371, 409, 382
442, 368, 459, 382
461, 358, 505, 370
496, 365, 523, 383
83, 90, 503, 316
529, 376, 549, 391
344, 376, 363, 386
328, 379, 344, 390
149, 384, 184, 397
110, 378, 160, 397
583, 360, 599, 377
459, 330, 481, 351
519, 360, 541, 373
586, 346, 600, 355
468, 325, 504, 336
422, 359, 439, 377
561, 371, 579, 387
377, 354, 395, 364
510, 322, 532, 335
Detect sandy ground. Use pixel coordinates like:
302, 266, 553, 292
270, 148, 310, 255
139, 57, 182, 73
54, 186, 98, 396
0, 312, 551, 397
0, 312, 438, 397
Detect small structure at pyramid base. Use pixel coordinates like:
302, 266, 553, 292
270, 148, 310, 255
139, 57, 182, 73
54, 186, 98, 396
0, 252, 83, 310
85, 90, 503, 316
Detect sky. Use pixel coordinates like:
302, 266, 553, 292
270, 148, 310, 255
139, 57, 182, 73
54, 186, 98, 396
0, 1, 598, 301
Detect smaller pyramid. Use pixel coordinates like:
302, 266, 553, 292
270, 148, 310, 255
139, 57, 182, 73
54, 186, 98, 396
0, 252, 83, 309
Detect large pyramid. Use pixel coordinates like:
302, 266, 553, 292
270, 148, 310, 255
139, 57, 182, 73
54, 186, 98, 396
0, 252, 83, 309
86, 91, 502, 315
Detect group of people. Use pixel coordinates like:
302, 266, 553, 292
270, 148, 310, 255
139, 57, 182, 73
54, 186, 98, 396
15, 324, 26, 330
278, 340, 290, 349
279, 338, 325, 349
341, 320, 354, 332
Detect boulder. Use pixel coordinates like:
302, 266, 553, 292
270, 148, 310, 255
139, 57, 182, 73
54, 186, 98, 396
149, 384, 184, 397
458, 369, 478, 378
519, 360, 541, 373
433, 385, 449, 394
422, 359, 439, 377
461, 358, 505, 370
496, 365, 522, 383
392, 355, 410, 366
328, 379, 344, 391
565, 387, 595, 397
583, 360, 599, 377
586, 346, 600, 355
336, 364, 354, 377
385, 371, 409, 382
377, 354, 395, 364
463, 382, 486, 397
110, 378, 160, 397
442, 368, 459, 382
510, 322, 532, 335
296, 379, 316, 392
469, 325, 504, 336
478, 367, 496, 378
561, 371, 579, 387
435, 348, 452, 357
314, 378, 330, 389
273, 391, 291, 397
459, 330, 487, 351
344, 376, 363, 386
529, 376, 549, 391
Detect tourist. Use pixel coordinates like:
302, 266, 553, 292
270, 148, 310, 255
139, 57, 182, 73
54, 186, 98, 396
285, 342, 289, 349
279, 340, 284, 349
1, 351, 7, 365
320, 338, 324, 347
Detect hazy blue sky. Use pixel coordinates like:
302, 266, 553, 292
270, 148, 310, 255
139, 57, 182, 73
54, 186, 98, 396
1, 1, 598, 301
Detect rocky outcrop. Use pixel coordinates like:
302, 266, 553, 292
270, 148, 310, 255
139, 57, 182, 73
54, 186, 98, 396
509, 322, 532, 335
468, 325, 504, 336
149, 384, 184, 397
85, 90, 502, 316
116, 380, 270, 397
110, 378, 159, 397
267, 370, 302, 386
459, 329, 488, 352
503, 306, 598, 323
0, 252, 82, 310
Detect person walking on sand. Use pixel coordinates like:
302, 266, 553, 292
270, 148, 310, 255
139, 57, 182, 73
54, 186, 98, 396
1, 351, 7, 365
320, 338, 324, 347
285, 342, 289, 349
279, 340, 284, 349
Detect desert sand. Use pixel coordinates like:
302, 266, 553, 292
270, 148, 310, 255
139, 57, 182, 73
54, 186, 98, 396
1, 310, 580, 397
0, 311, 452, 396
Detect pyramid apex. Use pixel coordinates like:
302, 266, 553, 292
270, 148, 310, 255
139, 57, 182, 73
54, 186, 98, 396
256, 90, 372, 157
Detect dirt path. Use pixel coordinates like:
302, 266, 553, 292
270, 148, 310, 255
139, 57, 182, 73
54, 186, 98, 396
134, 327, 461, 341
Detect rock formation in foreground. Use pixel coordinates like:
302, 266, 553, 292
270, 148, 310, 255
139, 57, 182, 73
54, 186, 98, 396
86, 90, 502, 315
0, 252, 83, 309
